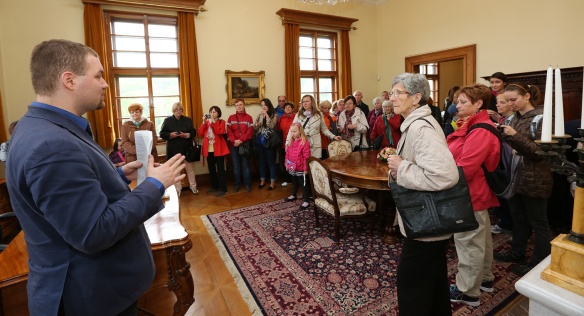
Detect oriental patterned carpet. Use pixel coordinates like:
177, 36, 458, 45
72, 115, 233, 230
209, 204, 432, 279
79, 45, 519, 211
203, 200, 531, 316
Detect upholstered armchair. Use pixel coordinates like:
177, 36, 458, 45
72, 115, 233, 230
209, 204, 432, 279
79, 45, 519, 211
307, 157, 376, 240
327, 139, 352, 157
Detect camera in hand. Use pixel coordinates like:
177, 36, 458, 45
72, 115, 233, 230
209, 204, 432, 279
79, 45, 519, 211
496, 124, 505, 134
204, 114, 211, 119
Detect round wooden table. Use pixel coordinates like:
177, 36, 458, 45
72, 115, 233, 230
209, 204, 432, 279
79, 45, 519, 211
323, 150, 399, 244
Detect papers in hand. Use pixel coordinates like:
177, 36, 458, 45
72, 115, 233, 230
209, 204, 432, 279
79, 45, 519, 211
134, 131, 153, 186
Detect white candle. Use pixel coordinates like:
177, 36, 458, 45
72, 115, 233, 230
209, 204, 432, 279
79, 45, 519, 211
554, 67, 564, 136
581, 66, 584, 129
541, 66, 553, 142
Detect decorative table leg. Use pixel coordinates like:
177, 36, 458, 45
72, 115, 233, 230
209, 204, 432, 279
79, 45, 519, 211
380, 191, 399, 245
166, 240, 195, 316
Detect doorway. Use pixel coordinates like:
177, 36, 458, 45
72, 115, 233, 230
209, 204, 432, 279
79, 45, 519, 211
405, 45, 476, 110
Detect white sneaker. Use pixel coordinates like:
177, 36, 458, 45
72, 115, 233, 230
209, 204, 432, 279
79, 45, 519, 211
281, 182, 290, 187
491, 224, 502, 234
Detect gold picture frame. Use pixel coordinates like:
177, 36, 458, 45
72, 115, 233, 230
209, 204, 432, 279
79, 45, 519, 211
225, 70, 265, 105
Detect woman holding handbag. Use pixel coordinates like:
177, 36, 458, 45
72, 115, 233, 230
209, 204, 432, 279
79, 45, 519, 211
199, 106, 229, 197
386, 73, 459, 316
254, 98, 278, 190
446, 84, 501, 307
160, 101, 198, 196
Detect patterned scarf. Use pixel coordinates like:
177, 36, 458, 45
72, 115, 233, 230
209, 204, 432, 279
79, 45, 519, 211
340, 109, 355, 138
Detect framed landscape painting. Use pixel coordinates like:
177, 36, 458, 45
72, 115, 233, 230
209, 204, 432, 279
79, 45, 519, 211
225, 70, 265, 105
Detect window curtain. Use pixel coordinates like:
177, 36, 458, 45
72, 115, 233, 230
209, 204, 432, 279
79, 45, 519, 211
178, 12, 203, 123
339, 30, 352, 99
84, 3, 116, 148
0, 91, 6, 142
284, 23, 301, 105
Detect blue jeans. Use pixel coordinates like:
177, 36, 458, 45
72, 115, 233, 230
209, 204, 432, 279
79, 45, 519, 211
229, 145, 251, 188
256, 145, 277, 182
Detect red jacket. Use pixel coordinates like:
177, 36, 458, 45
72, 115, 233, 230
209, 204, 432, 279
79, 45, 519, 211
370, 114, 402, 148
198, 119, 230, 157
277, 113, 296, 149
447, 110, 500, 211
226, 110, 253, 146
285, 137, 311, 172
320, 113, 337, 149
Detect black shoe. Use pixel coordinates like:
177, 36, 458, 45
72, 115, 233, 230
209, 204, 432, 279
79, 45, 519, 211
511, 264, 534, 276
258, 183, 266, 189
449, 285, 480, 307
268, 185, 275, 191
207, 188, 217, 194
494, 251, 525, 264
480, 280, 494, 293
299, 202, 310, 210
234, 186, 240, 193
284, 196, 297, 202
215, 191, 226, 197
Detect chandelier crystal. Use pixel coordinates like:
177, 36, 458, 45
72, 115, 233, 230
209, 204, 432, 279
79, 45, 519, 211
299, 0, 349, 5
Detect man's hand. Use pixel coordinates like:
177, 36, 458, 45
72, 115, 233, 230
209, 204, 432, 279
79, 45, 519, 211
147, 154, 186, 188
121, 160, 143, 181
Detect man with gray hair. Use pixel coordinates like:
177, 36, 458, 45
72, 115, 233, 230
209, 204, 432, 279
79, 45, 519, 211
353, 90, 369, 118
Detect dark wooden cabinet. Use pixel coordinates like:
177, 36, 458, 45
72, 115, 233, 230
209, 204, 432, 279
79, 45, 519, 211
482, 67, 584, 122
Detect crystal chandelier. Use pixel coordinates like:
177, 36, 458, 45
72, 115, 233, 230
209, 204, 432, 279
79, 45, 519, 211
299, 0, 349, 5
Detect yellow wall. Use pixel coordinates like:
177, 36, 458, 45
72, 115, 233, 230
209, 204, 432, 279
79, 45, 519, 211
439, 59, 463, 109
376, 0, 583, 90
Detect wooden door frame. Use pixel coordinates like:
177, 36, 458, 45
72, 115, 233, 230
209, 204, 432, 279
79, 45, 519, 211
405, 44, 476, 86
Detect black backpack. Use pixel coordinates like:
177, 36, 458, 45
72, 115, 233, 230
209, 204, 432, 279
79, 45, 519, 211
466, 123, 523, 199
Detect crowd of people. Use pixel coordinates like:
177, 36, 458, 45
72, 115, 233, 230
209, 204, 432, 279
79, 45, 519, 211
5, 38, 570, 315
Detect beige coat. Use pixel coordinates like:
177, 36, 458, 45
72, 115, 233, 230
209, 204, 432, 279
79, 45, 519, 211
337, 107, 369, 149
286, 112, 335, 158
393, 105, 459, 241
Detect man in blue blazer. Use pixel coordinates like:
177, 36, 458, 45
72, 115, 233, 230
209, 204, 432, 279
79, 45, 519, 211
6, 39, 186, 315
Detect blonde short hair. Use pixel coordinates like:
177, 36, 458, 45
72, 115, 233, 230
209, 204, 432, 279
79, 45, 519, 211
127, 103, 143, 113
172, 101, 184, 112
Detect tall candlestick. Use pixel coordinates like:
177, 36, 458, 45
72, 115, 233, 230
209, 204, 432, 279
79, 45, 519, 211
581, 66, 584, 129
542, 66, 553, 142
554, 67, 564, 136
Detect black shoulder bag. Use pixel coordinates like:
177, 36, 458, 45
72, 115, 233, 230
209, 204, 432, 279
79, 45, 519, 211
389, 118, 478, 238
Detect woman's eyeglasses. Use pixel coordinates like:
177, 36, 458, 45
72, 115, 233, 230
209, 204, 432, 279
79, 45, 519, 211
389, 90, 412, 97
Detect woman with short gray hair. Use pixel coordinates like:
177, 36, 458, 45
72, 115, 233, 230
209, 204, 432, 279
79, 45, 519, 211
367, 97, 383, 141
386, 72, 458, 315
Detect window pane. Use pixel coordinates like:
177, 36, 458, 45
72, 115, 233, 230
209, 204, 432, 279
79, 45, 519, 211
152, 77, 179, 96
113, 21, 145, 36
119, 97, 149, 118
427, 63, 437, 75
301, 77, 315, 93
317, 37, 332, 48
149, 38, 177, 53
150, 53, 178, 68
153, 96, 180, 117
319, 78, 333, 92
299, 36, 313, 47
300, 59, 314, 71
112, 36, 145, 52
319, 93, 333, 103
299, 47, 314, 59
318, 60, 332, 71
148, 24, 176, 38
114, 52, 147, 67
318, 48, 331, 60
118, 77, 149, 97
154, 117, 166, 135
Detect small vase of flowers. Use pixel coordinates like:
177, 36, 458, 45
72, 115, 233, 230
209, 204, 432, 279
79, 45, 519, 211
377, 147, 397, 162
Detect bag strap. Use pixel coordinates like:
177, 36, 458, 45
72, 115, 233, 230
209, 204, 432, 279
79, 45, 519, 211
466, 122, 502, 172
398, 118, 434, 155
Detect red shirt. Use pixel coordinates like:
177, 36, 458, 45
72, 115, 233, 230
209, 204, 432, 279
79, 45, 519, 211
277, 113, 296, 149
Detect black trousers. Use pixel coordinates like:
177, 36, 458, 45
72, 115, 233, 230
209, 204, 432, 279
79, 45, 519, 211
291, 174, 311, 203
397, 238, 452, 316
207, 152, 227, 192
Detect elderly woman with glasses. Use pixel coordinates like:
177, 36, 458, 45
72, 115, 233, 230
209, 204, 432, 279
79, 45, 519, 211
160, 101, 198, 195
386, 73, 458, 316
370, 100, 402, 149
120, 103, 158, 163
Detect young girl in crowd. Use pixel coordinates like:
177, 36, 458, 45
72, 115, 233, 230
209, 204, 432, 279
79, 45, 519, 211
283, 123, 311, 210
109, 138, 126, 167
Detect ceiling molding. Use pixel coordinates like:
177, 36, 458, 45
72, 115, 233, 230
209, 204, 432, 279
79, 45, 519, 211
355, 0, 389, 5
276, 8, 358, 30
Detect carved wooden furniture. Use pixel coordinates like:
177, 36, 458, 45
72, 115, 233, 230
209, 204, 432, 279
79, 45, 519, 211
0, 179, 19, 251
307, 157, 376, 240
0, 186, 193, 316
322, 150, 399, 244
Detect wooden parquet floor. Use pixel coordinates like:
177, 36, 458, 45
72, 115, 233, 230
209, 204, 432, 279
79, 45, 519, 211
179, 179, 528, 316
